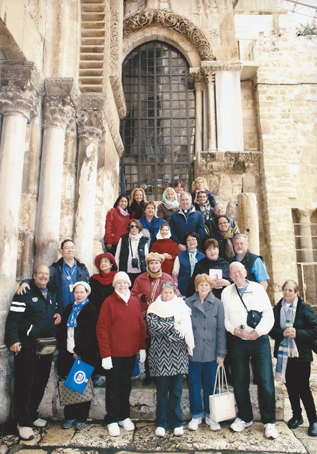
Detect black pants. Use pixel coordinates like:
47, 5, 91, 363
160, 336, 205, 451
104, 355, 136, 424
286, 359, 317, 424
64, 401, 91, 423
14, 348, 53, 427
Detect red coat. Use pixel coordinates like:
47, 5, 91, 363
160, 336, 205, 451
96, 291, 146, 358
104, 207, 130, 245
150, 239, 180, 276
131, 272, 174, 313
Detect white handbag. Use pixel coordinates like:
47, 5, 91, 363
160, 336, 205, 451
209, 366, 236, 423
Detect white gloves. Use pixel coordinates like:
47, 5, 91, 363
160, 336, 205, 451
139, 349, 146, 363
102, 357, 113, 370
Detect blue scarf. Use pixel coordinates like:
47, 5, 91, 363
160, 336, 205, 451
188, 249, 198, 276
67, 298, 89, 328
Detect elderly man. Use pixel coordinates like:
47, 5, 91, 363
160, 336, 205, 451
18, 239, 90, 313
221, 262, 277, 439
169, 192, 205, 251
5, 265, 61, 440
206, 202, 239, 237
233, 234, 269, 290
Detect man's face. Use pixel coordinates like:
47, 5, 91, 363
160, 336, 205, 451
180, 194, 191, 211
215, 203, 225, 217
61, 241, 76, 260
33, 265, 50, 288
230, 263, 247, 287
233, 237, 248, 258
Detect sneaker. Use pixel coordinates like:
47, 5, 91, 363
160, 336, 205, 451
205, 417, 221, 431
107, 422, 120, 436
264, 423, 278, 439
230, 417, 253, 432
74, 421, 86, 431
33, 418, 47, 428
62, 419, 75, 429
174, 426, 184, 436
118, 418, 135, 431
155, 426, 166, 437
17, 423, 34, 440
188, 417, 202, 431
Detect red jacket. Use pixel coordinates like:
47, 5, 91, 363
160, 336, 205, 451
131, 271, 174, 313
150, 239, 180, 276
96, 291, 146, 358
104, 207, 130, 245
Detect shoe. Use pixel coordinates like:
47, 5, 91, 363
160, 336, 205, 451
264, 423, 278, 439
143, 376, 153, 386
230, 417, 253, 432
288, 416, 304, 429
155, 426, 166, 437
205, 417, 221, 431
107, 422, 120, 436
118, 418, 135, 431
74, 421, 86, 431
17, 423, 34, 440
33, 418, 47, 428
174, 426, 184, 436
188, 417, 202, 431
62, 419, 75, 429
308, 421, 317, 437
94, 375, 106, 387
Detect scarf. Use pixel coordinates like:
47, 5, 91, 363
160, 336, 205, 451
141, 216, 160, 231
117, 206, 129, 217
162, 189, 179, 210
91, 270, 117, 286
188, 249, 198, 276
147, 269, 162, 279
130, 200, 144, 219
196, 200, 212, 222
218, 228, 235, 258
115, 289, 130, 304
156, 230, 171, 240
148, 295, 195, 355
275, 297, 299, 383
67, 298, 89, 327
129, 232, 142, 241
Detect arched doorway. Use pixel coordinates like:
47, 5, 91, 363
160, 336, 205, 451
120, 41, 195, 200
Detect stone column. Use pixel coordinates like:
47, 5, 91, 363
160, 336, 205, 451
194, 79, 204, 155
238, 193, 260, 255
296, 209, 314, 263
74, 93, 106, 273
0, 62, 42, 423
35, 78, 79, 266
201, 65, 217, 151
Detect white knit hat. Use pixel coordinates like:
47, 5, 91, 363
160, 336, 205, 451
112, 271, 132, 287
71, 281, 91, 295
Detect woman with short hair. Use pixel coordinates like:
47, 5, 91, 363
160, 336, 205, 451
139, 201, 165, 246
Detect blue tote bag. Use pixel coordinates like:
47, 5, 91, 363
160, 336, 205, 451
64, 358, 94, 395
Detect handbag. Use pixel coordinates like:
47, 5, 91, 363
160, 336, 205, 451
209, 366, 236, 423
58, 378, 94, 406
235, 285, 262, 329
36, 337, 58, 356
64, 358, 95, 395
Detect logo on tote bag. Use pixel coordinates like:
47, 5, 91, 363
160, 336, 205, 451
74, 370, 88, 384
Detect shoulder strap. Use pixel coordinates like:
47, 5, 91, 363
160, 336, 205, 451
235, 284, 249, 314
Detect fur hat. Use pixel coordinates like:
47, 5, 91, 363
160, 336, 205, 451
112, 271, 132, 287
94, 253, 118, 271
145, 252, 165, 263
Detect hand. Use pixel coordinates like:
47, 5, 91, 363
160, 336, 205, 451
217, 357, 224, 367
283, 327, 296, 338
245, 330, 259, 341
106, 243, 112, 251
163, 253, 173, 260
54, 313, 61, 325
178, 244, 186, 252
17, 283, 30, 295
10, 342, 22, 354
139, 349, 146, 362
175, 289, 182, 297
102, 357, 113, 370
233, 328, 248, 340
73, 353, 78, 359
140, 294, 148, 303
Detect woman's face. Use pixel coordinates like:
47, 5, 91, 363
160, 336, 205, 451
73, 285, 88, 303
283, 282, 297, 304
114, 280, 129, 295
218, 217, 229, 232
145, 204, 155, 218
206, 246, 219, 261
148, 260, 161, 273
160, 225, 170, 238
186, 235, 197, 251
118, 197, 128, 210
161, 287, 175, 302
129, 222, 140, 235
166, 189, 175, 201
197, 281, 211, 296
197, 193, 208, 204
196, 179, 204, 190
134, 190, 143, 204
174, 184, 184, 195
100, 257, 112, 273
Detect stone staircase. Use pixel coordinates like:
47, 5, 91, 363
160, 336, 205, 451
79, 0, 105, 92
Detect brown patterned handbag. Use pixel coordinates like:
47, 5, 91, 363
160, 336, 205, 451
58, 378, 94, 406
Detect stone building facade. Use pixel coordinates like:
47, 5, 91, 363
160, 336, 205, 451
0, 0, 316, 423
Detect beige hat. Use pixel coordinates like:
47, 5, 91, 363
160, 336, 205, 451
145, 252, 165, 263
72, 281, 91, 295
112, 271, 132, 287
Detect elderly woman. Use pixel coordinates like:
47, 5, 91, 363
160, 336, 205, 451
115, 219, 149, 286
187, 239, 231, 299
185, 274, 226, 431
147, 282, 194, 437
270, 280, 317, 437
139, 201, 165, 246
96, 272, 146, 436
129, 187, 147, 220
157, 187, 179, 224
58, 282, 98, 431
191, 177, 216, 208
209, 215, 235, 261
150, 224, 179, 276
90, 253, 118, 313
172, 232, 205, 297
104, 195, 130, 255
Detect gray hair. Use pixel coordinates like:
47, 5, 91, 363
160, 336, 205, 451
161, 281, 176, 292
282, 280, 299, 293
180, 191, 192, 200
233, 233, 249, 244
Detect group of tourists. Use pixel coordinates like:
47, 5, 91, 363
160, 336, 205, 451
5, 177, 317, 441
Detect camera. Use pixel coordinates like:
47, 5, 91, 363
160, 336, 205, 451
131, 258, 138, 268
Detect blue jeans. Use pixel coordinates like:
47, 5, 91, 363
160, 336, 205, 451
188, 360, 217, 419
230, 334, 276, 424
156, 374, 183, 429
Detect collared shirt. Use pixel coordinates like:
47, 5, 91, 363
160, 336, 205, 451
62, 260, 78, 309
236, 256, 270, 282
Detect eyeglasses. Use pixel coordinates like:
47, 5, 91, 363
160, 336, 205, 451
36, 272, 50, 276
63, 247, 75, 250
130, 225, 138, 228
187, 238, 197, 242
218, 222, 229, 226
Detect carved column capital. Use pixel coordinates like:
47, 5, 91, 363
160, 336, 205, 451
0, 62, 43, 120
189, 68, 206, 91
76, 93, 106, 140
296, 208, 314, 224
43, 78, 80, 129
201, 60, 243, 73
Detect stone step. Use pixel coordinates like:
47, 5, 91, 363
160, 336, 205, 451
79, 85, 103, 92
81, 3, 105, 13
81, 0, 104, 3
80, 53, 104, 60
79, 69, 103, 77
79, 61, 104, 69
81, 37, 105, 45
81, 12, 105, 22
79, 76, 104, 85
80, 45, 105, 53
81, 29, 105, 38
81, 21, 105, 29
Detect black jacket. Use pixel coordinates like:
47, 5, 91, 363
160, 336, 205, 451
118, 233, 147, 273
5, 280, 59, 349
89, 276, 114, 314
234, 249, 264, 283
270, 296, 317, 362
